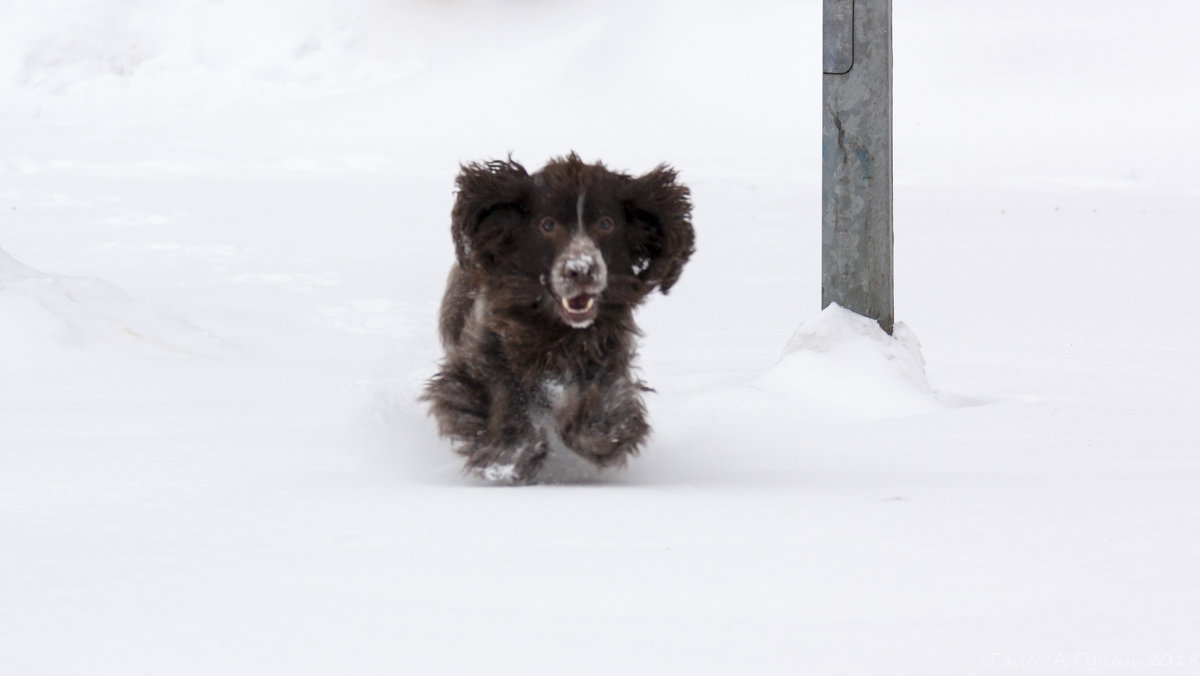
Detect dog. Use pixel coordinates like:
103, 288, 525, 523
422, 153, 694, 483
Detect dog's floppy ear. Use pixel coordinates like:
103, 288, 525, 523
623, 164, 695, 294
451, 158, 532, 270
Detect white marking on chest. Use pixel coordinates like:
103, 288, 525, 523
470, 289, 488, 325
542, 378, 567, 410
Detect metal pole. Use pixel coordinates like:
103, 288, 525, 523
822, 0, 894, 334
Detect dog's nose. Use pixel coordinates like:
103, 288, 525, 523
564, 257, 597, 284
554, 235, 608, 293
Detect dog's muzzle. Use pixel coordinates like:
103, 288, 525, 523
550, 234, 607, 328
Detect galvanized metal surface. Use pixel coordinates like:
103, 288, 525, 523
822, 0, 893, 333
823, 0, 854, 74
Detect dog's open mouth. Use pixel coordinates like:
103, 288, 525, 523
556, 292, 599, 327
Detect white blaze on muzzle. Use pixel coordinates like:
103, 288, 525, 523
553, 233, 607, 295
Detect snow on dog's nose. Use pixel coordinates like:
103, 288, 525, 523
551, 234, 607, 328
563, 251, 600, 285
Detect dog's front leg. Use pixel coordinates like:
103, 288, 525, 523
558, 374, 650, 468
475, 382, 556, 483
428, 369, 551, 483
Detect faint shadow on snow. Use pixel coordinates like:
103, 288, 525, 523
0, 245, 230, 360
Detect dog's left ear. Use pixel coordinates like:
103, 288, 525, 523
623, 164, 695, 294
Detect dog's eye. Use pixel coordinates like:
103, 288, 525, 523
539, 218, 558, 234
596, 217, 615, 232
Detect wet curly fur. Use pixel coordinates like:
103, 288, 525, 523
422, 153, 694, 483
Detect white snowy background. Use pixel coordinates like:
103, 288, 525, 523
2, 0, 1198, 673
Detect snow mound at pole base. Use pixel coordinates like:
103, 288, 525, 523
0, 246, 228, 361
753, 303, 942, 422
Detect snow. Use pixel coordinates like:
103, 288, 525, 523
754, 303, 941, 422
0, 245, 228, 360
2, 1, 1199, 674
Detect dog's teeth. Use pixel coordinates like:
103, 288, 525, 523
561, 296, 595, 314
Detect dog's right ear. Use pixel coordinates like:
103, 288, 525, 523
450, 159, 532, 270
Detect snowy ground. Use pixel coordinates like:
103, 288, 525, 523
2, 1, 1199, 674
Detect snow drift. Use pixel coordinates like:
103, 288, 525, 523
755, 303, 942, 422
0, 245, 227, 359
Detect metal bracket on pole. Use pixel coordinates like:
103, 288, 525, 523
822, 0, 894, 334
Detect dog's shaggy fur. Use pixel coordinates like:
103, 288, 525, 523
422, 153, 694, 483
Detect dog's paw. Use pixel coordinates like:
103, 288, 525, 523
466, 437, 550, 485
561, 405, 649, 468
479, 462, 520, 483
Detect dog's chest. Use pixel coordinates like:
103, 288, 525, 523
529, 376, 601, 482
538, 376, 574, 414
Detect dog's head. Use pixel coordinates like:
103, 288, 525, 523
450, 153, 694, 329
